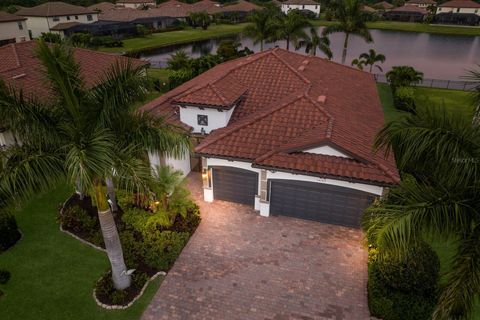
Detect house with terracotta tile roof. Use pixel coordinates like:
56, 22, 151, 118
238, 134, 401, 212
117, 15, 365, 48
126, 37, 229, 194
383, 4, 428, 22
16, 2, 98, 38
0, 41, 148, 147
116, 0, 156, 9
281, 0, 321, 17
0, 11, 29, 47
141, 48, 399, 228
435, 0, 480, 24
374, 1, 394, 10
88, 1, 118, 13
405, 0, 436, 8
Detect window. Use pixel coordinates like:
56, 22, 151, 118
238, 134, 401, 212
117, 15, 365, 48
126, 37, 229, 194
197, 115, 208, 126
315, 5, 318, 8
75, 15, 79, 19
87, 14, 93, 21
52, 16, 60, 22
456, 8, 460, 12
475, 9, 478, 13
67, 15, 70, 20
17, 21, 23, 30
302, 5, 305, 9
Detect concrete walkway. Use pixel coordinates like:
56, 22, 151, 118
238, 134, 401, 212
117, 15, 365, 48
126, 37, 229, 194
142, 173, 369, 320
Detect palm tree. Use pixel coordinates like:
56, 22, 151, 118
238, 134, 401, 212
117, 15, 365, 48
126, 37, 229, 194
386, 66, 423, 92
244, 6, 279, 51
275, 9, 310, 51
351, 49, 385, 73
363, 106, 480, 320
150, 165, 184, 211
462, 65, 480, 124
0, 41, 190, 290
322, 0, 372, 64
296, 27, 332, 59
167, 50, 190, 70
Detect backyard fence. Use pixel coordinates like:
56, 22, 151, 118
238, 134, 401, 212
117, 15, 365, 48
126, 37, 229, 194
373, 74, 478, 91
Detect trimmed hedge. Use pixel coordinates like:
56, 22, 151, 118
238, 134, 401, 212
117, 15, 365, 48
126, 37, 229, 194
367, 243, 440, 320
0, 212, 21, 252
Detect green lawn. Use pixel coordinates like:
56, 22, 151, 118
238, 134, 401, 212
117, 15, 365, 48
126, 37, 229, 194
0, 184, 162, 320
313, 20, 480, 36
99, 23, 250, 54
377, 83, 473, 122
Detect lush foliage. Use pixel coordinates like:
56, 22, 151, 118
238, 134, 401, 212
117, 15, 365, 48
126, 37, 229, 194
189, 11, 212, 30
95, 270, 150, 306
296, 27, 332, 59
392, 86, 415, 113
0, 269, 11, 284
273, 9, 310, 51
58, 203, 103, 246
351, 49, 385, 72
0, 212, 21, 252
244, 5, 280, 51
386, 65, 424, 93
69, 33, 124, 48
39, 32, 62, 44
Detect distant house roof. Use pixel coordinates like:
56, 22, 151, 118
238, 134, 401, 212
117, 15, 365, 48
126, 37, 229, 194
0, 41, 148, 102
88, 2, 117, 12
0, 11, 27, 22
50, 21, 82, 30
362, 5, 377, 12
16, 2, 96, 17
389, 4, 428, 12
221, 0, 261, 12
99, 7, 147, 21
439, 0, 480, 8
190, 0, 224, 14
117, 0, 156, 3
155, 0, 192, 17
282, 0, 319, 5
375, 1, 394, 9
142, 48, 400, 186
406, 0, 436, 4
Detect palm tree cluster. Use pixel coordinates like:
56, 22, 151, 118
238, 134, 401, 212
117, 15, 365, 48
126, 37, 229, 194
0, 41, 190, 290
363, 69, 480, 319
351, 49, 385, 73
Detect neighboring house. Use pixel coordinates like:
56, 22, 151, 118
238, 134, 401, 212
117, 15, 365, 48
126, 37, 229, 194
88, 2, 117, 12
16, 2, 98, 38
99, 7, 180, 28
189, 0, 224, 15
0, 11, 29, 46
374, 1, 394, 10
141, 48, 399, 228
281, 0, 321, 16
435, 0, 480, 24
405, 0, 436, 8
116, 0, 156, 9
0, 41, 147, 147
384, 5, 427, 21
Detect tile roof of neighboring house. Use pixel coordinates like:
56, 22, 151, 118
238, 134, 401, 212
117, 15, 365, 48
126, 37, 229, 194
390, 4, 428, 12
439, 0, 480, 7
151, 0, 192, 17
282, 0, 319, 5
88, 1, 117, 12
375, 1, 394, 9
16, 2, 96, 17
141, 49, 400, 186
0, 11, 27, 22
0, 41, 148, 102
221, 0, 261, 12
406, 0, 436, 4
98, 7, 146, 21
50, 21, 82, 30
190, 0, 224, 14
362, 5, 377, 12
117, 0, 155, 3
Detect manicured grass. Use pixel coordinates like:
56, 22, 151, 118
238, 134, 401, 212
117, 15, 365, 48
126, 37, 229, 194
312, 20, 480, 36
0, 184, 162, 320
99, 23, 250, 54
377, 83, 473, 122
147, 68, 171, 83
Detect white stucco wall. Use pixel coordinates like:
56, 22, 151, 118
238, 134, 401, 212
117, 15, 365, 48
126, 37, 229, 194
281, 4, 321, 16
23, 14, 98, 38
303, 145, 351, 158
148, 150, 191, 176
179, 105, 235, 134
0, 20, 29, 43
203, 157, 384, 216
436, 6, 480, 15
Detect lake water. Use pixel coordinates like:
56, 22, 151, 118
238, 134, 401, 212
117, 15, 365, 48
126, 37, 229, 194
140, 28, 480, 80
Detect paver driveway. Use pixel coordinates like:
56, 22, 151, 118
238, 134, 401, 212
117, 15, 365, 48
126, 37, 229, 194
142, 173, 369, 320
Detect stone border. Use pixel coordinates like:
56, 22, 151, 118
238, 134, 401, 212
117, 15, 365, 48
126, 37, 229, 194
58, 194, 106, 253
93, 271, 167, 310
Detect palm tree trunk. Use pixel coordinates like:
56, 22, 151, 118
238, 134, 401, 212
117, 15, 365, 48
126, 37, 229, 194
260, 39, 264, 51
369, 64, 373, 73
286, 35, 290, 51
97, 208, 131, 290
106, 177, 118, 213
341, 33, 350, 64
312, 46, 316, 56
76, 178, 84, 200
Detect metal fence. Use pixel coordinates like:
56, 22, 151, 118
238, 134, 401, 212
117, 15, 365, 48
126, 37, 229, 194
373, 74, 477, 91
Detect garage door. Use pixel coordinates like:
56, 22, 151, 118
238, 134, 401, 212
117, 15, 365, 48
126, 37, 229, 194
212, 167, 258, 206
270, 180, 376, 228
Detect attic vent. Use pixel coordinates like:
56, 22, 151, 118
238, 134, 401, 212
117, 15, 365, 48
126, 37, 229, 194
317, 95, 327, 103
298, 65, 306, 71
12, 73, 26, 79
302, 59, 310, 65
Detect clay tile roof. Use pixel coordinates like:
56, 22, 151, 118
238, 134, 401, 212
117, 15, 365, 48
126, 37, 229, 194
221, 0, 261, 12
154, 0, 192, 17
98, 7, 145, 21
50, 21, 82, 30
0, 41, 148, 102
375, 1, 394, 9
439, 0, 480, 7
117, 0, 155, 3
390, 4, 427, 12
142, 48, 399, 186
88, 2, 117, 12
0, 11, 26, 22
406, 0, 436, 4
189, 0, 224, 14
282, 0, 319, 5
16, 2, 96, 17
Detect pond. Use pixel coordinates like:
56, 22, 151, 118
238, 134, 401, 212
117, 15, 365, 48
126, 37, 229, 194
140, 28, 480, 80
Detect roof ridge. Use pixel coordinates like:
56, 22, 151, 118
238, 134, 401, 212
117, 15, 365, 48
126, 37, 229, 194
196, 92, 307, 152
11, 43, 21, 69
303, 91, 334, 138
270, 49, 311, 85
208, 83, 229, 105
374, 162, 401, 184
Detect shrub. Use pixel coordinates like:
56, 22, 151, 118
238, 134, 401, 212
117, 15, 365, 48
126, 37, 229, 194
111, 290, 128, 305
168, 69, 194, 89
393, 86, 416, 113
132, 272, 149, 289
39, 32, 61, 43
69, 32, 92, 47
0, 270, 11, 284
90, 36, 123, 48
0, 212, 21, 252
143, 231, 190, 270
59, 205, 103, 246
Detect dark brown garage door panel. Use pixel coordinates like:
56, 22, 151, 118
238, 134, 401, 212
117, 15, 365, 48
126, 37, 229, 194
270, 180, 375, 227
212, 167, 258, 206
